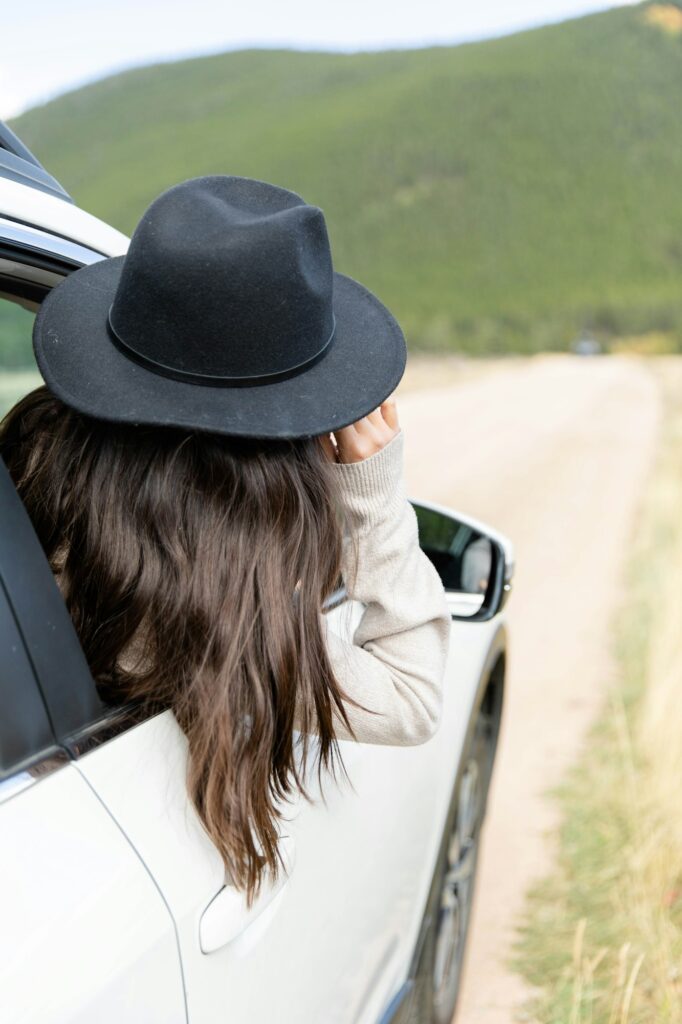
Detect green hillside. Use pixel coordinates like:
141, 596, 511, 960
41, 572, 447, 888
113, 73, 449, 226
7, 1, 682, 357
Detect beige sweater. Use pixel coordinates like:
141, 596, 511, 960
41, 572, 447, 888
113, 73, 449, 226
302, 428, 452, 746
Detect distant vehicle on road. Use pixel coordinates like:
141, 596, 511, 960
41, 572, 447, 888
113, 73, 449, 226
571, 331, 602, 356
0, 120, 514, 1024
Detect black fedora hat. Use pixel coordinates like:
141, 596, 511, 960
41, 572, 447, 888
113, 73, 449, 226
33, 175, 407, 439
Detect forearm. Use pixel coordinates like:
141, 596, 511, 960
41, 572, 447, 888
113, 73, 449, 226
300, 429, 452, 746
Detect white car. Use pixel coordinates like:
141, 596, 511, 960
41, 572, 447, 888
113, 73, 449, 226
0, 122, 514, 1024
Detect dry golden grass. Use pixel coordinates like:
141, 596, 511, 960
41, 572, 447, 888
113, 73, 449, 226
609, 332, 679, 357
644, 4, 682, 36
514, 357, 682, 1023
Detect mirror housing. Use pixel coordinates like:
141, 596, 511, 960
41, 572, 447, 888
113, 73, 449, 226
410, 498, 514, 622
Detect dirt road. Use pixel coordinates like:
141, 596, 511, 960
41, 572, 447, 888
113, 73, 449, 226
396, 355, 661, 1023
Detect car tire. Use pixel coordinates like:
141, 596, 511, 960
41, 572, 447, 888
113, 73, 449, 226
426, 672, 503, 1024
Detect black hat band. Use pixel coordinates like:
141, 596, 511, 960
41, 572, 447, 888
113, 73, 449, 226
106, 305, 337, 389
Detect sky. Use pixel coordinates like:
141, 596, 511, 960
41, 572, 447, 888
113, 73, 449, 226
2, 0, 640, 121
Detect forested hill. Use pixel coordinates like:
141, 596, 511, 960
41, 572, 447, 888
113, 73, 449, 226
8, 2, 682, 354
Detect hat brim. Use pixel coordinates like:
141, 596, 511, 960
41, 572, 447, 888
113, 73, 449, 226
32, 255, 406, 439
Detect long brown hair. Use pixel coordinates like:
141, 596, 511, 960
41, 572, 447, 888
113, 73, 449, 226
1, 386, 370, 907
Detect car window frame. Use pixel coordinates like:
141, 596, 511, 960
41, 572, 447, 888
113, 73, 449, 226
0, 231, 161, 756
0, 565, 70, 804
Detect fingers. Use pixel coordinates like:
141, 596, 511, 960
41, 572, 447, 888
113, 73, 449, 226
361, 407, 387, 433
333, 393, 400, 464
380, 395, 399, 431
318, 432, 339, 463
334, 425, 367, 464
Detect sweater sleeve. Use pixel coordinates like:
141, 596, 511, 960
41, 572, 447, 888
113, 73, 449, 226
296, 428, 452, 747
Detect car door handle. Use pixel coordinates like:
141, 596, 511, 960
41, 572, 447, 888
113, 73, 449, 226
199, 833, 295, 954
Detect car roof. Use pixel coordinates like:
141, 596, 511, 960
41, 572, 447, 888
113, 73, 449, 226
0, 121, 129, 258
0, 121, 73, 204
0, 174, 130, 257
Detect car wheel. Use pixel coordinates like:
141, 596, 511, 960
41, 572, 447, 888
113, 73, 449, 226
429, 679, 502, 1024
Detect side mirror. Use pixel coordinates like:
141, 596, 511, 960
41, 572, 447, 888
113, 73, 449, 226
411, 499, 514, 621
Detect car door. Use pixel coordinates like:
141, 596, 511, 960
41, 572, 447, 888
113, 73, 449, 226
72, 606, 465, 1024
0, 161, 463, 1024
0, 455, 186, 1024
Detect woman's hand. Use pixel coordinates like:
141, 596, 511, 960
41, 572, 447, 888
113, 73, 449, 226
318, 394, 400, 464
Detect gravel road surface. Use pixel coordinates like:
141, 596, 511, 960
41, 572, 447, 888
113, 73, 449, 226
396, 354, 661, 1023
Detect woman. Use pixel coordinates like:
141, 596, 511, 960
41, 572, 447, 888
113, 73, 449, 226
0, 175, 451, 909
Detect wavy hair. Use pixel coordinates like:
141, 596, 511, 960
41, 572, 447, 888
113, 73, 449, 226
0, 386, 370, 907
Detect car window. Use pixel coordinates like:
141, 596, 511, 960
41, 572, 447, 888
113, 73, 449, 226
0, 291, 41, 417
0, 575, 59, 790
0, 281, 158, 751
0, 216, 93, 414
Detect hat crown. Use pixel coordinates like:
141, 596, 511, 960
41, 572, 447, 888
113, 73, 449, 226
108, 176, 336, 384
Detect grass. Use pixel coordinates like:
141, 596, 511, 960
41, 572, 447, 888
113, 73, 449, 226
511, 357, 682, 1022
6, 3, 682, 365
0, 372, 41, 418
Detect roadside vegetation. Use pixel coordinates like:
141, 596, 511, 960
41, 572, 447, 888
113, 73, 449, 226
5, 3, 682, 365
512, 357, 682, 1023
0, 371, 40, 419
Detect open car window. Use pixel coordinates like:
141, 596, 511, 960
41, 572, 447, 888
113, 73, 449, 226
0, 248, 160, 755
0, 290, 39, 415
